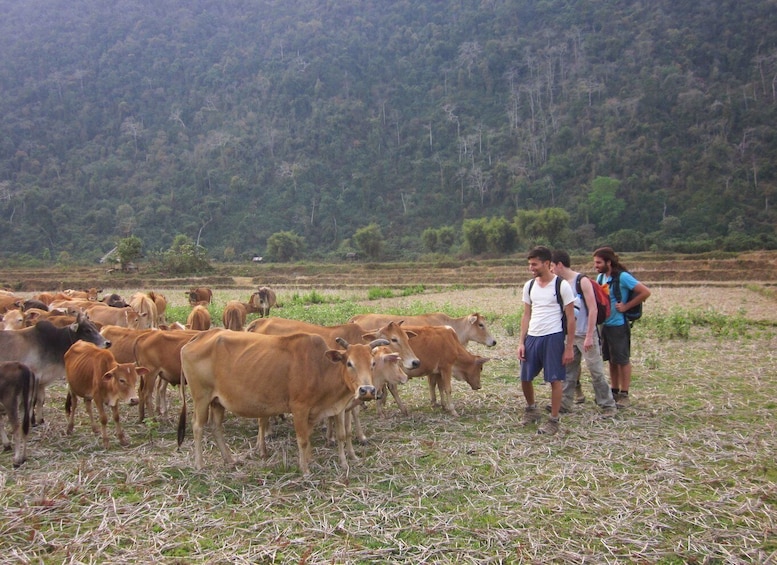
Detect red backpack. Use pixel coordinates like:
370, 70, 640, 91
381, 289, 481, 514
575, 274, 610, 325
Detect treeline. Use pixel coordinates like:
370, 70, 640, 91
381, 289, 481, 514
0, 0, 776, 264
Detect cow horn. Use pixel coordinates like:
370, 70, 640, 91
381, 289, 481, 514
369, 338, 390, 349
335, 337, 350, 349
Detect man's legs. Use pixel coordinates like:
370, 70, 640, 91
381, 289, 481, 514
582, 338, 617, 409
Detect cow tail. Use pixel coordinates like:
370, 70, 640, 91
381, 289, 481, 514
177, 368, 187, 448
20, 365, 34, 436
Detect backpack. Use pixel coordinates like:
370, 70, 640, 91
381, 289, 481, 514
527, 276, 566, 333
575, 274, 610, 325
605, 271, 643, 324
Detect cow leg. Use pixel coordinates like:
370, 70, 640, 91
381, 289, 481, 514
255, 417, 270, 458
93, 401, 111, 448
291, 409, 313, 475
191, 397, 212, 470
156, 379, 169, 418
12, 414, 27, 468
138, 370, 155, 423
111, 404, 129, 447
65, 392, 78, 435
333, 411, 350, 471
0, 412, 9, 451
209, 400, 235, 466
385, 383, 409, 416
84, 398, 99, 435
350, 404, 368, 445
437, 373, 458, 417
33, 386, 46, 426
427, 375, 441, 407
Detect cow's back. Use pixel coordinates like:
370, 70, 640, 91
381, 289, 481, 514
246, 318, 363, 348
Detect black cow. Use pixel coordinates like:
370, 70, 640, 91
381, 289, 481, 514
0, 314, 110, 423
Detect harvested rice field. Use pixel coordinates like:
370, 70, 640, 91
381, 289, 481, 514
1, 278, 776, 563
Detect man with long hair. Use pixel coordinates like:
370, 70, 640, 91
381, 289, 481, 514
593, 247, 651, 407
517, 246, 576, 435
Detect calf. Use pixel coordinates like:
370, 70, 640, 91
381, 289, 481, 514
129, 292, 158, 329
0, 362, 39, 467
64, 342, 148, 448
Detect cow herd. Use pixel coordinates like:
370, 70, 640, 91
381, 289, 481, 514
0, 286, 495, 474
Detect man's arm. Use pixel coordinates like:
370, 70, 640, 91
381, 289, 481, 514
562, 301, 575, 365
616, 281, 651, 313
517, 303, 531, 361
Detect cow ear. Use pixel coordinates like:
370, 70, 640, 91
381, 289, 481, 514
69, 321, 79, 332
361, 332, 377, 341
468, 314, 478, 325
404, 330, 417, 338
477, 357, 490, 366
135, 367, 150, 377
103, 370, 115, 381
325, 349, 345, 363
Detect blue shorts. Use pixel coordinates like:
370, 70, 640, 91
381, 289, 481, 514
520, 332, 567, 383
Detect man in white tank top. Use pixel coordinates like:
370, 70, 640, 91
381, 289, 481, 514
516, 246, 575, 435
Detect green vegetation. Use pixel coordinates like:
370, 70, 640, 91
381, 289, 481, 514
1, 1, 776, 264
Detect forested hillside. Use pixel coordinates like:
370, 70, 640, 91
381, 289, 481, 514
1, 0, 776, 262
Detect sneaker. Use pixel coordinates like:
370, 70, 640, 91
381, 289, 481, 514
537, 417, 559, 435
574, 380, 586, 404
600, 406, 617, 418
616, 394, 631, 409
521, 406, 542, 426
544, 404, 571, 414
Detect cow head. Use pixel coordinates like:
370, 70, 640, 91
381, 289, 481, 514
363, 321, 420, 371
467, 313, 497, 347
327, 340, 377, 401
103, 364, 148, 406
452, 355, 489, 390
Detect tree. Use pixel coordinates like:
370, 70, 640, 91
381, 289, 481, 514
353, 223, 383, 260
514, 207, 570, 245
266, 231, 305, 262
485, 217, 518, 253
587, 177, 625, 235
462, 218, 488, 254
161, 234, 212, 274
116, 235, 143, 271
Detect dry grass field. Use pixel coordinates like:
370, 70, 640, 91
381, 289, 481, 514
1, 261, 776, 563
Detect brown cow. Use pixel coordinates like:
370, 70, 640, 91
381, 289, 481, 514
63, 288, 101, 301
129, 292, 158, 329
64, 342, 148, 448
178, 330, 378, 473
84, 304, 142, 329
186, 305, 211, 330
0, 362, 39, 467
222, 301, 247, 331
132, 329, 201, 421
350, 312, 497, 347
99, 326, 155, 364
380, 325, 490, 417
147, 291, 167, 326
249, 287, 277, 317
187, 287, 213, 306
0, 315, 109, 423
0, 295, 23, 315
246, 318, 420, 372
